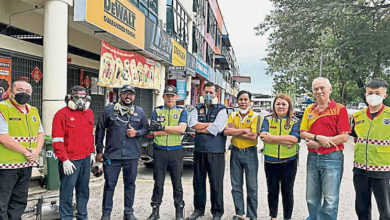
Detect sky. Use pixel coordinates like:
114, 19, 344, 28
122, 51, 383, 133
218, 0, 273, 95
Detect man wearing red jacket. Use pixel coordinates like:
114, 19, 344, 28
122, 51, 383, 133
52, 86, 95, 220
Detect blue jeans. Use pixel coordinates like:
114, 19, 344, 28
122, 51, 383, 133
102, 159, 139, 216
58, 156, 91, 220
230, 146, 258, 219
306, 151, 343, 220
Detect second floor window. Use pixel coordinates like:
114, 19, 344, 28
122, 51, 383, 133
167, 0, 189, 49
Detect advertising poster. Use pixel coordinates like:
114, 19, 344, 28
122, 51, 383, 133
0, 57, 12, 101
176, 79, 186, 101
145, 18, 172, 63
98, 40, 158, 89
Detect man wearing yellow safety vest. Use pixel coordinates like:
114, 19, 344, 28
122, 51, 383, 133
0, 80, 44, 219
147, 85, 188, 220
223, 90, 261, 220
351, 78, 390, 220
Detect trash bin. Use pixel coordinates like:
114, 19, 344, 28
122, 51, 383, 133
44, 135, 60, 190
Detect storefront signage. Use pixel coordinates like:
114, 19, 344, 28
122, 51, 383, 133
208, 67, 216, 84
176, 79, 187, 101
98, 41, 159, 89
74, 0, 145, 49
172, 40, 186, 66
186, 52, 196, 77
168, 66, 186, 80
30, 67, 42, 83
145, 18, 172, 63
0, 57, 11, 101
195, 57, 208, 79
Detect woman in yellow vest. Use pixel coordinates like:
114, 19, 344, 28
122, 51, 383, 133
260, 93, 300, 220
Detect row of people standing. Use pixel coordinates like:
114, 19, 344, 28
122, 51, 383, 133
0, 76, 389, 220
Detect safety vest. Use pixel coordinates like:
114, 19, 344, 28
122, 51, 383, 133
263, 116, 299, 159
153, 106, 184, 149
353, 106, 390, 171
0, 99, 40, 166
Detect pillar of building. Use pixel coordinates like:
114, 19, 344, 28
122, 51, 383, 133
154, 64, 166, 107
42, 0, 70, 135
184, 74, 191, 105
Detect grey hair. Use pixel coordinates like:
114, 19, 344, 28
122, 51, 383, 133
312, 77, 332, 89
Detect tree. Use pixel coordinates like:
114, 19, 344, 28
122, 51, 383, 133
255, 0, 390, 104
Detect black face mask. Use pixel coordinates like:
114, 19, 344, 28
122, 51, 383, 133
14, 92, 31, 105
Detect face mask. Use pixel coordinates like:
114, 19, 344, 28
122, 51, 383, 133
239, 106, 250, 114
14, 92, 31, 105
68, 96, 90, 111
211, 97, 218, 105
204, 94, 213, 104
366, 94, 383, 107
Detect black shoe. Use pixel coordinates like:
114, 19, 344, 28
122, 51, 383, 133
147, 205, 160, 220
123, 214, 137, 220
176, 205, 184, 220
213, 216, 222, 220
186, 211, 204, 220
101, 215, 110, 220
232, 216, 245, 220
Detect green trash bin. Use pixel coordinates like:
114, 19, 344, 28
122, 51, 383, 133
44, 135, 60, 190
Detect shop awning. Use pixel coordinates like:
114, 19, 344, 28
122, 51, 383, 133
215, 54, 230, 70
233, 76, 251, 83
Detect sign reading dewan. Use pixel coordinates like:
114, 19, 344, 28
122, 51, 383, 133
172, 40, 186, 66
74, 0, 145, 49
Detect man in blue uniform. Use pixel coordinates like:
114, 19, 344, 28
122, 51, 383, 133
147, 85, 188, 220
187, 82, 228, 220
95, 85, 149, 220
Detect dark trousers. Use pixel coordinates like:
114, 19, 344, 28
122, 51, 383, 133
353, 172, 390, 220
151, 148, 184, 207
102, 159, 139, 216
264, 159, 297, 219
58, 157, 91, 220
193, 151, 225, 217
0, 167, 32, 220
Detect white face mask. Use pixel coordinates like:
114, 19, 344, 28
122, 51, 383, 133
239, 106, 250, 114
366, 94, 383, 107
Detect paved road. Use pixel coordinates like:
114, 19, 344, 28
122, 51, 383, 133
24, 138, 379, 220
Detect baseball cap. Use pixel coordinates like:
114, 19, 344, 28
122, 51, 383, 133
121, 85, 136, 94
163, 85, 177, 95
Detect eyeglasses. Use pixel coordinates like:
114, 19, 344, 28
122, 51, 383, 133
121, 92, 135, 97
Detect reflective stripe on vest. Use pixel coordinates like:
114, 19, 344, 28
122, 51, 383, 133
263, 117, 299, 159
353, 106, 390, 171
0, 99, 40, 164
153, 107, 183, 147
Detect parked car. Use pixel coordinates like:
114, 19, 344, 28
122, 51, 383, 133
140, 105, 233, 168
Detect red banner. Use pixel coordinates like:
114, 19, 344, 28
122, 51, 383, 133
0, 58, 12, 101
98, 41, 160, 89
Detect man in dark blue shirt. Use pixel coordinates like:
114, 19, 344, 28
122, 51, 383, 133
95, 85, 149, 220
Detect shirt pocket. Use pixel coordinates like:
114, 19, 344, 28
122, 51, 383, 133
65, 119, 77, 154
129, 117, 141, 130
376, 146, 390, 153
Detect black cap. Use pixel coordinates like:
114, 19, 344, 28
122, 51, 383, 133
163, 85, 177, 95
121, 85, 135, 94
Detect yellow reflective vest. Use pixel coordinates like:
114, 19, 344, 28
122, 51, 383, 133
263, 116, 299, 159
0, 99, 40, 166
153, 106, 184, 149
353, 106, 390, 171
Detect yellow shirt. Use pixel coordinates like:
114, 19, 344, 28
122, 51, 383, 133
226, 109, 262, 149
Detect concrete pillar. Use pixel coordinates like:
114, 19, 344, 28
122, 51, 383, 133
42, 0, 69, 135
220, 89, 225, 105
154, 64, 166, 107
184, 75, 191, 105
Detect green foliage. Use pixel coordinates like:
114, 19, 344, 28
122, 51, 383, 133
255, 0, 390, 104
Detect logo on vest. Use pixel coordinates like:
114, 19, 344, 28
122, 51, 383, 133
70, 117, 75, 121
32, 116, 37, 123
199, 108, 205, 114
133, 112, 138, 116
247, 119, 251, 123
355, 120, 364, 125
284, 123, 291, 130
270, 126, 277, 129
9, 117, 21, 121
308, 114, 313, 119
383, 119, 390, 125
173, 113, 178, 120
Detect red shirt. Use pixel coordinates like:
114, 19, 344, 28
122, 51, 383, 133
300, 99, 350, 154
52, 107, 95, 162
